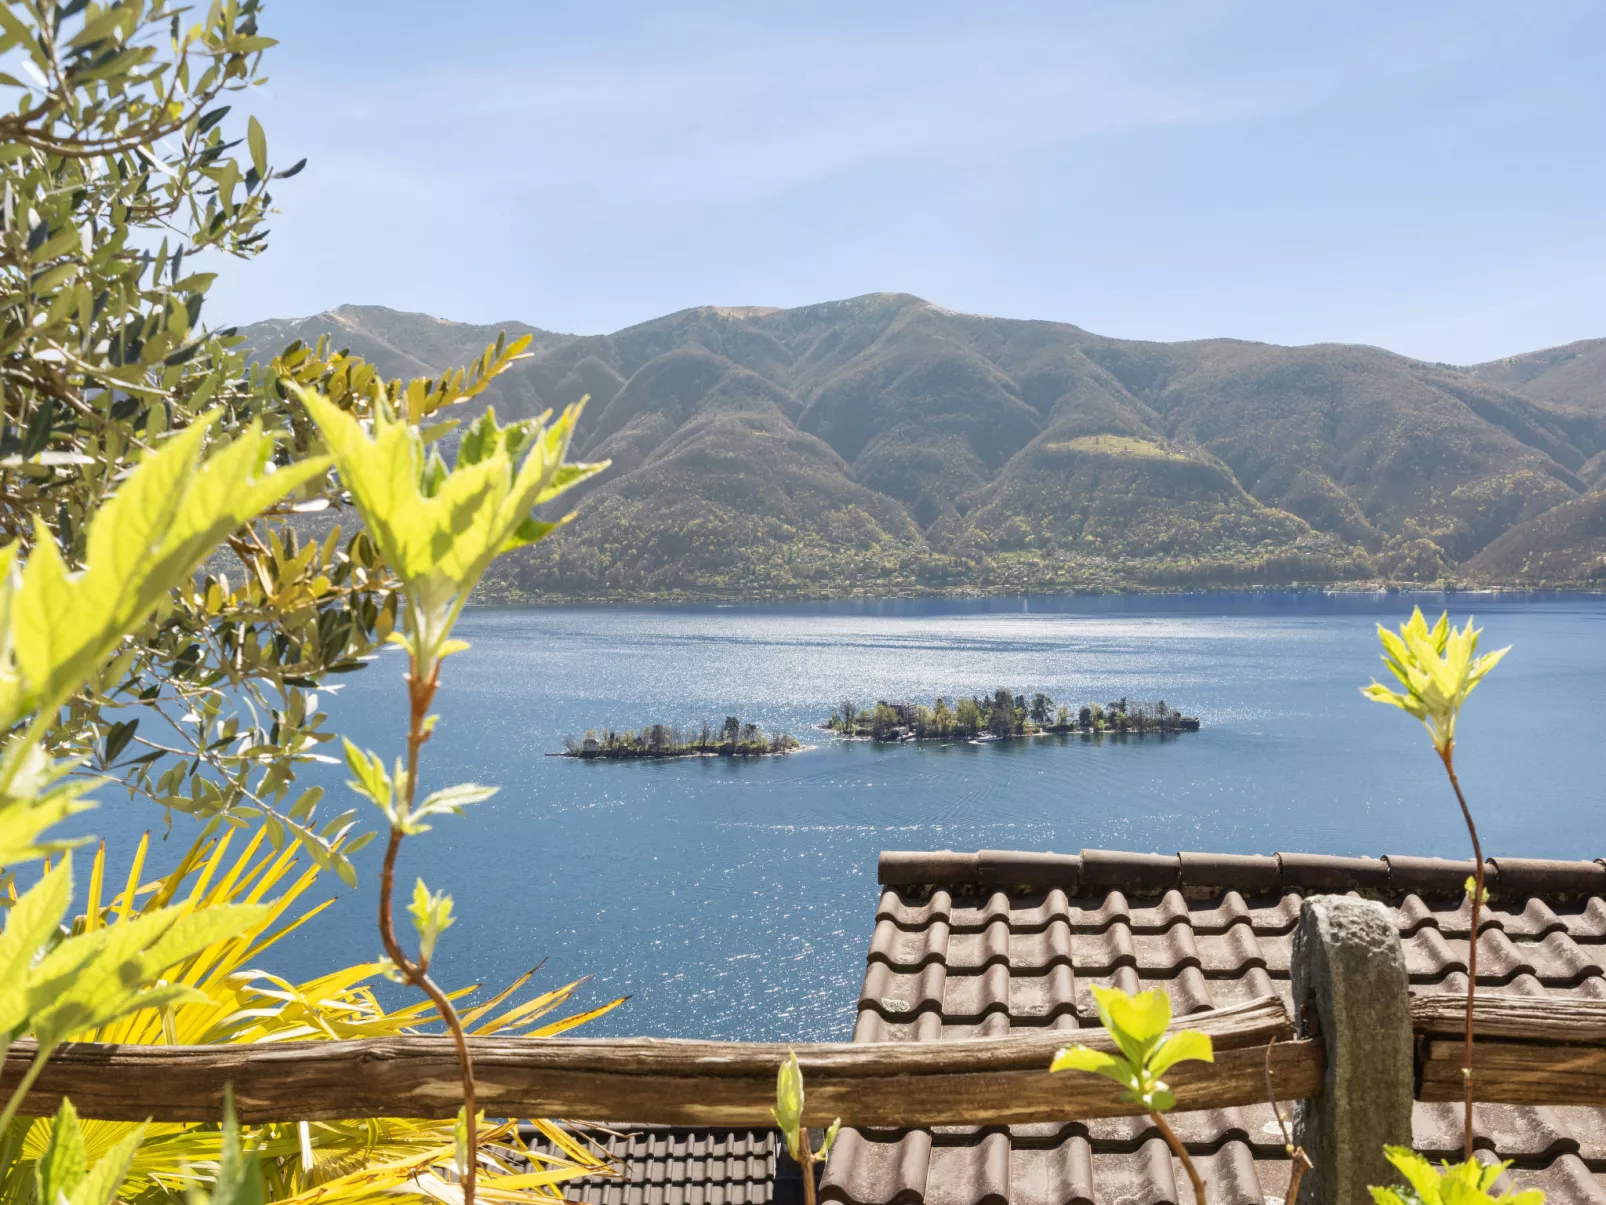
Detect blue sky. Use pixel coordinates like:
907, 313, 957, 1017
211, 1, 1606, 364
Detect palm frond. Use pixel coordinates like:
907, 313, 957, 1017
13, 823, 619, 1204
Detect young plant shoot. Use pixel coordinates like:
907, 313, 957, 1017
305, 390, 605, 1204
1050, 985, 1214, 1205
1363, 608, 1507, 1159
772, 1051, 841, 1205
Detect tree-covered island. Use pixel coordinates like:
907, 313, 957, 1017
825, 692, 1200, 742
560, 717, 802, 759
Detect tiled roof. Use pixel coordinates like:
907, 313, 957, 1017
532, 1125, 795, 1205
821, 848, 1606, 1205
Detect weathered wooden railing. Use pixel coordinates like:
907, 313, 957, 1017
0, 995, 1319, 1125
1414, 993, 1606, 1104
4, 895, 1606, 1205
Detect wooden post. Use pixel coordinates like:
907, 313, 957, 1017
1291, 895, 1414, 1205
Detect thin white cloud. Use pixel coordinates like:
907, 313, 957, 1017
208, 0, 1605, 363
266, 7, 1363, 211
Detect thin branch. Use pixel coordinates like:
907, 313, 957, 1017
1440, 743, 1483, 1161
1149, 1110, 1206, 1205
798, 1127, 817, 1205
1263, 1038, 1313, 1205
375, 651, 479, 1205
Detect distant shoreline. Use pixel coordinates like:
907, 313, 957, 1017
472, 582, 1591, 609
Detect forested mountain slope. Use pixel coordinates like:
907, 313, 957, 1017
240, 296, 1606, 596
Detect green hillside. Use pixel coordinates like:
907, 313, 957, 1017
238, 296, 1606, 598
1469, 338, 1606, 415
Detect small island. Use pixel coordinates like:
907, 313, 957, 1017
558, 716, 801, 759
824, 691, 1200, 742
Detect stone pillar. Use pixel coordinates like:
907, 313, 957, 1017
1291, 895, 1414, 1205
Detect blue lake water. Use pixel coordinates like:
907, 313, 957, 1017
85, 592, 1606, 1041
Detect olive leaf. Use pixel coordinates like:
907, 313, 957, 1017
1, 413, 327, 735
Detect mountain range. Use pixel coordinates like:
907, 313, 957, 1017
239, 296, 1606, 599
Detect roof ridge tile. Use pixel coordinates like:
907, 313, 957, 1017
879, 848, 1606, 899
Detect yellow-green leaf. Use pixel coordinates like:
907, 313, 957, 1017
408, 878, 454, 966
1091, 983, 1172, 1066
1048, 1045, 1125, 1078
1369, 1145, 1533, 1205
296, 388, 603, 633
36, 1098, 88, 1205
29, 902, 268, 1046
4, 413, 328, 732
0, 857, 73, 1030
67, 1125, 144, 1205
1147, 1029, 1214, 1077
772, 1050, 805, 1160
1362, 609, 1509, 753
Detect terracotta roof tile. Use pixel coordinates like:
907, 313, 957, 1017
1007, 1134, 1095, 1205
1385, 855, 1486, 895
1085, 1142, 1178, 1205
1492, 858, 1606, 899
1083, 850, 1180, 894
1178, 853, 1281, 894
878, 849, 1606, 900
1577, 898, 1606, 935
826, 848, 1606, 1205
924, 1132, 1011, 1205
1501, 1156, 1606, 1205
1187, 1142, 1264, 1205
978, 850, 1081, 893
825, 1128, 932, 1205
538, 1127, 785, 1205
570, 848, 1606, 1205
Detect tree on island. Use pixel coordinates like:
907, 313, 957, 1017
990, 688, 1017, 738
826, 690, 1199, 742
564, 715, 798, 758
956, 697, 983, 736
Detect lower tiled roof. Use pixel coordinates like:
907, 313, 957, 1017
821, 848, 1606, 1205
531, 1126, 793, 1205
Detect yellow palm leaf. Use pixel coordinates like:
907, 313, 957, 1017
15, 821, 619, 1204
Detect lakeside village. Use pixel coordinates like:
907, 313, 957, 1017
559, 691, 1200, 760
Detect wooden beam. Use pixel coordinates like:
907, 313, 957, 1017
0, 996, 1321, 1125
1411, 992, 1606, 1044
1419, 1039, 1606, 1105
